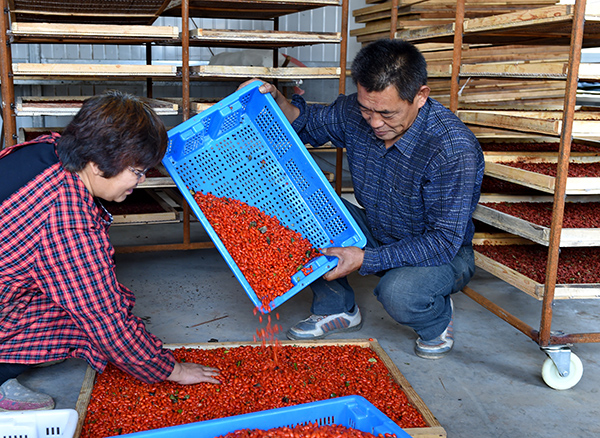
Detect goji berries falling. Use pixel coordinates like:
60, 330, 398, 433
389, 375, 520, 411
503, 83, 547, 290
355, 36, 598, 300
194, 192, 321, 310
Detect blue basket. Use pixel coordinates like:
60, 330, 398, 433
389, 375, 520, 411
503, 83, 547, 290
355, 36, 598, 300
163, 81, 366, 312
119, 395, 411, 438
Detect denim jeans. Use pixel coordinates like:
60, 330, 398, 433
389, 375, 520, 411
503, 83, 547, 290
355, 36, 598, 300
310, 199, 476, 341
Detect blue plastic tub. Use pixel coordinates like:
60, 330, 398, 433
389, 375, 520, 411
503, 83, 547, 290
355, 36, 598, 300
163, 81, 366, 312
119, 395, 411, 438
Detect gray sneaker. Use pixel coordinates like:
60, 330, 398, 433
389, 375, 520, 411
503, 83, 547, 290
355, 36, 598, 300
414, 298, 454, 359
0, 378, 55, 411
286, 306, 363, 340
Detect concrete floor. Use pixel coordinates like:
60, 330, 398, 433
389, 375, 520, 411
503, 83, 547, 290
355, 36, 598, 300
18, 222, 600, 437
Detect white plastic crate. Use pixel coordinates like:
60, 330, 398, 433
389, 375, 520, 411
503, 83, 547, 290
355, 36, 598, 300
0, 409, 78, 438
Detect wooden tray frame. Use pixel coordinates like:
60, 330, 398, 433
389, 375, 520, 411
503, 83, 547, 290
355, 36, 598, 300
15, 96, 178, 116
73, 339, 446, 438
472, 237, 600, 300
457, 110, 600, 138
482, 153, 600, 195
108, 189, 179, 226
475, 194, 600, 246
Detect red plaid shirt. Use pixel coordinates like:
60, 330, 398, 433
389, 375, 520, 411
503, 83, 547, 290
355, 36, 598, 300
0, 135, 175, 383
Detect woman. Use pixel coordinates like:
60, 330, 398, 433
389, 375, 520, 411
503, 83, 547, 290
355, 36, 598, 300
0, 91, 220, 411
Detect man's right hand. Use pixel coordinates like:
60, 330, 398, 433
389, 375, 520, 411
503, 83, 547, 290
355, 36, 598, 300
166, 361, 221, 385
238, 78, 300, 124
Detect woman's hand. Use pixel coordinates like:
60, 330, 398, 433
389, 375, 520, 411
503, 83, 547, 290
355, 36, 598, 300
166, 361, 221, 385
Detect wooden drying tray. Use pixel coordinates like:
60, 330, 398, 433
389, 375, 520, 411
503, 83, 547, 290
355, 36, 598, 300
352, 0, 559, 24
10, 22, 178, 44
474, 194, 600, 247
8, 0, 170, 25
74, 339, 446, 438
190, 65, 341, 79
482, 151, 600, 195
395, 3, 600, 47
472, 235, 600, 300
160, 0, 340, 20
15, 96, 178, 116
457, 110, 600, 138
458, 61, 600, 80
104, 189, 179, 226
186, 29, 341, 49
11, 63, 178, 79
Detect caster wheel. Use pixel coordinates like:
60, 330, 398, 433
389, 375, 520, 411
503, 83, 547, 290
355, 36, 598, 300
541, 352, 583, 390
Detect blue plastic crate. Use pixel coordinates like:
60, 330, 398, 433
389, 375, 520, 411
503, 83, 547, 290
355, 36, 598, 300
163, 81, 366, 312
119, 395, 411, 438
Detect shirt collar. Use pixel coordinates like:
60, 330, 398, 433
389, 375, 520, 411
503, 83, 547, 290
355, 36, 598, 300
389, 98, 432, 158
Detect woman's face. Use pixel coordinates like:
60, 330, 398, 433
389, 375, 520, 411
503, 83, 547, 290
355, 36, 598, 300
80, 163, 146, 202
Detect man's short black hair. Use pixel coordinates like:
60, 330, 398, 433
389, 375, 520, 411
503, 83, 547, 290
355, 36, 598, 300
351, 39, 428, 104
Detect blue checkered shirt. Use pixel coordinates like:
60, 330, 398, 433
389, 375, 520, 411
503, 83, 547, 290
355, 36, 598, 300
291, 94, 484, 275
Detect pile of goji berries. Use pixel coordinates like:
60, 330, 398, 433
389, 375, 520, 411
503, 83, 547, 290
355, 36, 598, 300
474, 244, 600, 284
81, 345, 426, 437
216, 424, 392, 437
194, 192, 321, 309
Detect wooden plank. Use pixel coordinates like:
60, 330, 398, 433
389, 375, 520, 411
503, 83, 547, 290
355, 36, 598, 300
190, 65, 340, 79
463, 4, 573, 32
474, 201, 600, 247
457, 110, 600, 137
474, 249, 600, 300
483, 161, 600, 195
11, 22, 178, 40
475, 250, 543, 298
12, 63, 177, 78
190, 28, 341, 46
15, 96, 178, 116
107, 189, 179, 226
73, 339, 446, 438
161, 0, 341, 20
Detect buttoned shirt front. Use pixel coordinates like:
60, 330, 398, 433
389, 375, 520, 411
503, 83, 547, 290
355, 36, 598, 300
291, 94, 484, 276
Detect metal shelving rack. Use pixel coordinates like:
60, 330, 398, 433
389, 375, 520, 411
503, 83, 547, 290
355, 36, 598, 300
0, 0, 349, 252
396, 0, 600, 389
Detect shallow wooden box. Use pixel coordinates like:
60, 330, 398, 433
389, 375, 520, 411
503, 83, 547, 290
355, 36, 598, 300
474, 194, 600, 247
73, 339, 446, 438
473, 235, 600, 300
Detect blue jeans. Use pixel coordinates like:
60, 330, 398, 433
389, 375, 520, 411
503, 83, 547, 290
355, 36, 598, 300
310, 199, 476, 341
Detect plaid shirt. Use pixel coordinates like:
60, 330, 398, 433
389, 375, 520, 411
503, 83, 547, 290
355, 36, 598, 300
291, 95, 484, 275
0, 136, 175, 383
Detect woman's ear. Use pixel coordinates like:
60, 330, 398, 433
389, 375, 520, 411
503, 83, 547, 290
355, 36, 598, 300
89, 162, 104, 177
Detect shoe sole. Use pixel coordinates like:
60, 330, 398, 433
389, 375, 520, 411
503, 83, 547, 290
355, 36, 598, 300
414, 345, 452, 360
286, 319, 364, 341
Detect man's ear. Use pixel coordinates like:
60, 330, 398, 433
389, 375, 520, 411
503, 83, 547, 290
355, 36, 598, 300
416, 85, 430, 109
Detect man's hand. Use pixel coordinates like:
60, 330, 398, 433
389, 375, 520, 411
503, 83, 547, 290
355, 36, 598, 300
167, 361, 221, 385
321, 246, 364, 281
238, 78, 278, 100
237, 78, 300, 124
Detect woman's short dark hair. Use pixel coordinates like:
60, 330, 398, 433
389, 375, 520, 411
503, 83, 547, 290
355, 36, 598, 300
57, 90, 167, 177
351, 39, 428, 103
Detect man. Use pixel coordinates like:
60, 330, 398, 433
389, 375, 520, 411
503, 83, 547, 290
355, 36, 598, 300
248, 38, 484, 359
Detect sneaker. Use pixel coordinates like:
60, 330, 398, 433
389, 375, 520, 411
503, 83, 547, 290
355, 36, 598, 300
286, 306, 363, 340
414, 299, 454, 359
0, 378, 55, 411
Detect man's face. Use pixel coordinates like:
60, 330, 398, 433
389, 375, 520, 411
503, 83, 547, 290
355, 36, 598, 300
357, 83, 429, 148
